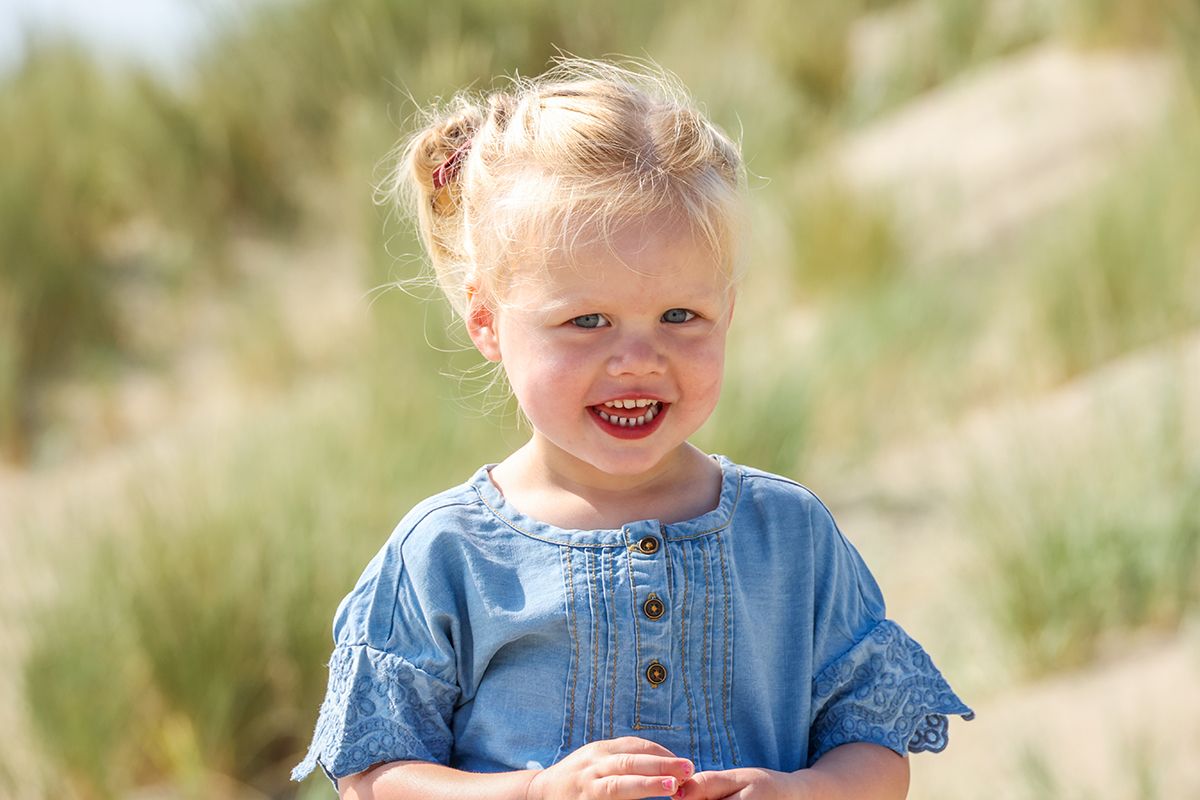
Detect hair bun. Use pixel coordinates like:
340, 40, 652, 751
414, 105, 482, 207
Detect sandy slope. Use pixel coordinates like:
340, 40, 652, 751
911, 627, 1200, 800
837, 43, 1172, 261
822, 330, 1200, 798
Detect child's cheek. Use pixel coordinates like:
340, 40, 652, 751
681, 339, 728, 387
535, 349, 587, 381
507, 347, 587, 406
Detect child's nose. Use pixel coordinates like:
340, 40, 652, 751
606, 333, 666, 376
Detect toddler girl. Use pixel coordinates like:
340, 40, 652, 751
292, 59, 972, 800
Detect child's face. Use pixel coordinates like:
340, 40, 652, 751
468, 218, 734, 486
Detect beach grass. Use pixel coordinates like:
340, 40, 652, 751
1026, 97, 1200, 380
963, 384, 1200, 675
19, 347, 512, 797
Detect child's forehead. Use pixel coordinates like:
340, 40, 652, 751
530, 216, 726, 280
502, 237, 732, 313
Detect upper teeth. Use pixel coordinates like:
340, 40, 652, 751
597, 402, 660, 427
603, 399, 658, 409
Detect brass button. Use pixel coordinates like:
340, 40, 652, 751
637, 536, 660, 555
643, 594, 665, 620
645, 661, 668, 686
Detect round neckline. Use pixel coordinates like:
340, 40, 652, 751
470, 454, 742, 547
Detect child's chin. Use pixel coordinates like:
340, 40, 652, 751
587, 447, 682, 477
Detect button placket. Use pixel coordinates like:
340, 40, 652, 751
625, 524, 673, 725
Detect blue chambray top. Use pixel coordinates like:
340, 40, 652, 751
292, 456, 973, 788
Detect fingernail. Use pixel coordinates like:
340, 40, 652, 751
680, 760, 694, 777
674, 786, 687, 799
662, 777, 677, 793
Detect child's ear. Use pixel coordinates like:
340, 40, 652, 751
465, 286, 502, 362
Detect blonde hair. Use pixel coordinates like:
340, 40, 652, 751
380, 58, 746, 320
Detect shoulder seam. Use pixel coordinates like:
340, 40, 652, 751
377, 498, 478, 645
400, 497, 478, 528
740, 471, 823, 501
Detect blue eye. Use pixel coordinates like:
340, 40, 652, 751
571, 313, 609, 329
662, 308, 696, 323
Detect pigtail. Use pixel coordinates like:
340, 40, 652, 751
380, 92, 524, 320
380, 101, 481, 318
411, 105, 481, 241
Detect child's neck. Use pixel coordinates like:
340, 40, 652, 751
488, 442, 723, 530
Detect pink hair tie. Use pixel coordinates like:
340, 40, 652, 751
432, 139, 473, 190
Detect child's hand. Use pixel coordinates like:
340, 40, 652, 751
525, 736, 695, 800
675, 767, 810, 800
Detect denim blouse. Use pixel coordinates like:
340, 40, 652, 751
292, 456, 973, 787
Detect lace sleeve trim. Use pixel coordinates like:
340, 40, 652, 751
291, 643, 458, 782
809, 619, 974, 764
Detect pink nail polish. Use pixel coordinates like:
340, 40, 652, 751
663, 777, 677, 793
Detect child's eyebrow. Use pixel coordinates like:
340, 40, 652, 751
515, 296, 578, 319
534, 296, 578, 312
503, 295, 587, 325
528, 290, 725, 313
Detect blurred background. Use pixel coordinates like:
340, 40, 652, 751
1, 0, 1198, 797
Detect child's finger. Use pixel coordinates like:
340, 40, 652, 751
596, 753, 694, 781
597, 735, 679, 759
676, 769, 745, 800
593, 773, 684, 799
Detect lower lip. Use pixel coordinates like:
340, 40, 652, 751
589, 404, 669, 439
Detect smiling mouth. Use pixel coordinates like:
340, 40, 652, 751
594, 398, 662, 428
588, 399, 669, 438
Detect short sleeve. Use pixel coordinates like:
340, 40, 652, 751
290, 643, 459, 783
804, 495, 972, 764
291, 510, 467, 784
808, 619, 974, 763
